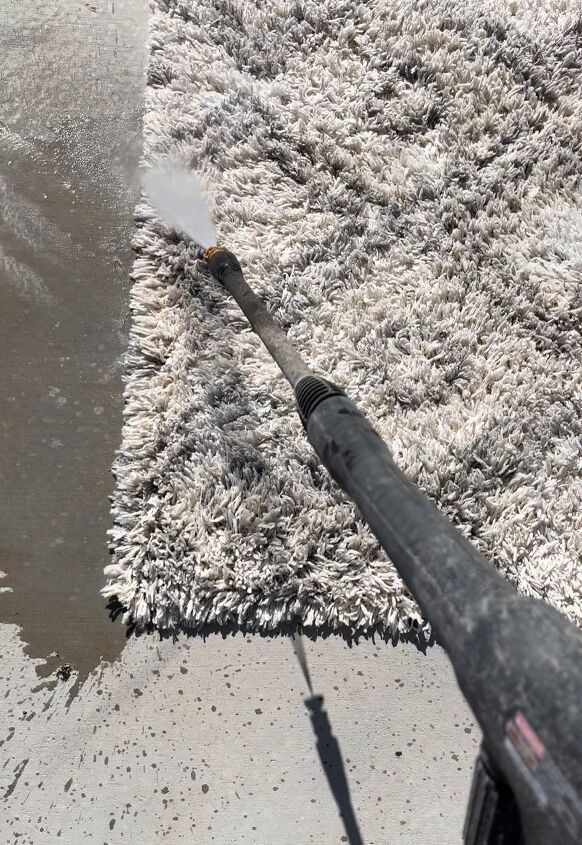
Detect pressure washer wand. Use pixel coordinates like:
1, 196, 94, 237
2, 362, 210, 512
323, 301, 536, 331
204, 247, 582, 845
203, 246, 313, 386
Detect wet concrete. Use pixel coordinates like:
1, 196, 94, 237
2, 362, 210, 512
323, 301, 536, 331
0, 0, 147, 678
0, 2, 481, 841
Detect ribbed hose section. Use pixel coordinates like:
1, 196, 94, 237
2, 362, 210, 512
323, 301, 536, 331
295, 375, 346, 427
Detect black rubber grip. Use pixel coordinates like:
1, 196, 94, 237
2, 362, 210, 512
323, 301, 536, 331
295, 375, 346, 428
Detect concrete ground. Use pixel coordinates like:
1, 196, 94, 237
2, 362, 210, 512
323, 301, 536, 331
0, 1, 479, 842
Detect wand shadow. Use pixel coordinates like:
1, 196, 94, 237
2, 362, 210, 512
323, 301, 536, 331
292, 634, 364, 844
305, 693, 364, 845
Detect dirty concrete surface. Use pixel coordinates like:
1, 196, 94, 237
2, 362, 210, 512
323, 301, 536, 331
0, 1, 479, 842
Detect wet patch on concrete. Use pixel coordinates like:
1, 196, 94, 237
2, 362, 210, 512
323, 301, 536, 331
0, 0, 147, 681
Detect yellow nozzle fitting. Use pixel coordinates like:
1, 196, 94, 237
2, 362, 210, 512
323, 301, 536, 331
202, 245, 225, 262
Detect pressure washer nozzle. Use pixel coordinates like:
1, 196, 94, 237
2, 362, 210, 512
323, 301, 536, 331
202, 245, 225, 262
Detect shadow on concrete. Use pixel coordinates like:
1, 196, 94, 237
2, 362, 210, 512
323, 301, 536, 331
106, 598, 438, 843
292, 634, 364, 845
305, 694, 364, 845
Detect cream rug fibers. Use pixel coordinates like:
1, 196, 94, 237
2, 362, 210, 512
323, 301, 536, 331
104, 0, 582, 633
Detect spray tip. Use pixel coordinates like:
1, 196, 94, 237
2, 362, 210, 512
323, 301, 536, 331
202, 245, 224, 262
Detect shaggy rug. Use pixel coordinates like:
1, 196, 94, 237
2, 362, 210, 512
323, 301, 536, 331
104, 0, 582, 633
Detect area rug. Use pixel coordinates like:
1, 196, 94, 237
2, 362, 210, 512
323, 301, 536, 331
104, 0, 582, 633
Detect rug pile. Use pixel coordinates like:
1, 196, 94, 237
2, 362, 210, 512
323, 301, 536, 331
104, 0, 582, 632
